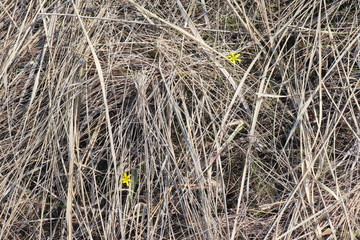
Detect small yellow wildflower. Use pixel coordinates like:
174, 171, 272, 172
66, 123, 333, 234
121, 172, 134, 187
226, 52, 242, 64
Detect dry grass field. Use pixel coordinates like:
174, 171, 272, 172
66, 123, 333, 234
0, 0, 359, 239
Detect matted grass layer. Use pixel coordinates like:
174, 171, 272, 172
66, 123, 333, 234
0, 0, 359, 239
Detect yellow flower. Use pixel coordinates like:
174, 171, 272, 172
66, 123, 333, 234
226, 52, 242, 64
121, 172, 134, 187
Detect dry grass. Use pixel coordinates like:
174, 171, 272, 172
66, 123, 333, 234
0, 0, 359, 239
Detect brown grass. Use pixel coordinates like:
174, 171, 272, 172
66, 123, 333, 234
0, 0, 359, 239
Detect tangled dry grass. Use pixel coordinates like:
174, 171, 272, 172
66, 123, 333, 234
0, 0, 359, 239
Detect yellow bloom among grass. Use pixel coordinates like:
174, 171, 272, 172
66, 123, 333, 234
226, 52, 242, 64
121, 172, 134, 187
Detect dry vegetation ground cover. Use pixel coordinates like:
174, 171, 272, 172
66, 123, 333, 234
0, 0, 359, 239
